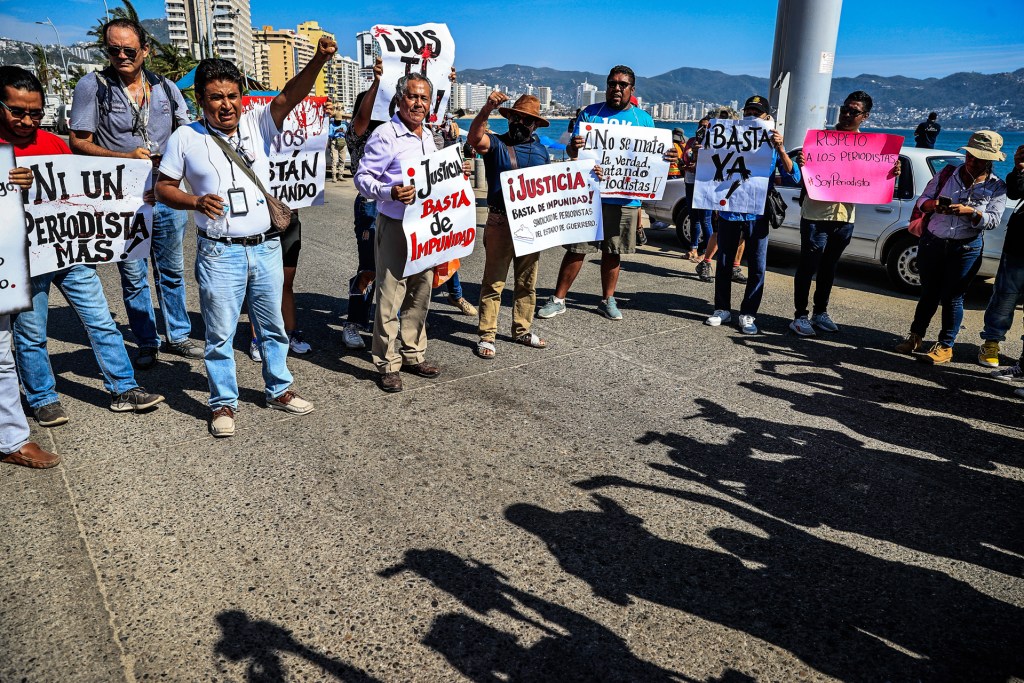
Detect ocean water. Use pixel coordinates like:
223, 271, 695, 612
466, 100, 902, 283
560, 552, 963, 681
457, 118, 1022, 179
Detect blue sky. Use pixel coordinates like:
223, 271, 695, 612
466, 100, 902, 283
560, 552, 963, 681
1, 0, 1022, 79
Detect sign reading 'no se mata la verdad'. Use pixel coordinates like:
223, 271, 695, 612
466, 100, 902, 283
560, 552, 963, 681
241, 97, 328, 209
693, 118, 776, 214
576, 123, 672, 201
0, 144, 31, 315
502, 160, 603, 257
371, 23, 454, 125
23, 156, 153, 276
401, 145, 476, 277
801, 130, 904, 204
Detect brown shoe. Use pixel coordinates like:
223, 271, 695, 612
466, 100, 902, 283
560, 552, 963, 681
380, 371, 403, 393
1, 442, 60, 469
895, 332, 923, 354
917, 342, 953, 365
402, 361, 442, 378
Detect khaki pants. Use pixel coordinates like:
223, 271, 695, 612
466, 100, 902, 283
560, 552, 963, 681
372, 213, 431, 373
330, 138, 347, 178
477, 211, 540, 342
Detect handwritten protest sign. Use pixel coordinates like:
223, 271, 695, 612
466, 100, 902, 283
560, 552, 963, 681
370, 23, 454, 125
502, 160, 603, 257
242, 96, 328, 208
801, 130, 903, 204
401, 145, 476, 277
576, 123, 671, 200
693, 118, 776, 214
0, 145, 31, 314
22, 156, 152, 276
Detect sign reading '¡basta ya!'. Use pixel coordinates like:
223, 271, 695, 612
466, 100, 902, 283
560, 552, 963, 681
401, 145, 476, 277
576, 123, 672, 200
800, 130, 904, 204
693, 118, 776, 214
22, 156, 153, 276
502, 160, 603, 257
242, 97, 328, 209
371, 23, 454, 125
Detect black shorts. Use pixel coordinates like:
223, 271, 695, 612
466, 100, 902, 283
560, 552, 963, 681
281, 211, 301, 268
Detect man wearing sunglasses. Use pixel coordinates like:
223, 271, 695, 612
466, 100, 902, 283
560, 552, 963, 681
70, 18, 199, 370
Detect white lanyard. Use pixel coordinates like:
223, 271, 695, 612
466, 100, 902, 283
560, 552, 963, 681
121, 77, 151, 144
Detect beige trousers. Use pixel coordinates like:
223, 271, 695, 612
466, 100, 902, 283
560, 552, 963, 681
477, 211, 540, 342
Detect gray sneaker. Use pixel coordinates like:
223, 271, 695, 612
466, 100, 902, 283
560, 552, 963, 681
537, 296, 566, 319
811, 311, 839, 332
110, 387, 165, 413
600, 296, 623, 320
991, 364, 1024, 382
790, 317, 816, 337
165, 338, 204, 359
34, 401, 69, 427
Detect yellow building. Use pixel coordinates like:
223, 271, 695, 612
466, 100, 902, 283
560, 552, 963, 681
297, 21, 333, 98
251, 25, 315, 92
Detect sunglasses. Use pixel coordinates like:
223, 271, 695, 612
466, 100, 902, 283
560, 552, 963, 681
0, 100, 44, 120
106, 44, 140, 61
506, 113, 535, 126
606, 80, 633, 90
840, 105, 867, 117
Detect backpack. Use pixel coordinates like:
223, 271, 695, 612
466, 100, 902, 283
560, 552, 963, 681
95, 66, 183, 132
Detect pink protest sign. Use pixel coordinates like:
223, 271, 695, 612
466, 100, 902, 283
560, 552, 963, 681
801, 130, 904, 204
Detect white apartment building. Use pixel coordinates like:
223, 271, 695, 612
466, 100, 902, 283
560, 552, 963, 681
326, 55, 360, 114
165, 0, 252, 75
536, 86, 551, 110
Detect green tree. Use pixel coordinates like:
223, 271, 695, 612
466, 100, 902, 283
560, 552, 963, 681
149, 42, 197, 82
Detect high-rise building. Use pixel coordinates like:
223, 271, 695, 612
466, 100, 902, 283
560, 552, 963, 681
326, 55, 360, 114
296, 21, 333, 97
355, 30, 380, 91
576, 80, 597, 108
165, 0, 252, 75
251, 25, 314, 91
536, 86, 551, 110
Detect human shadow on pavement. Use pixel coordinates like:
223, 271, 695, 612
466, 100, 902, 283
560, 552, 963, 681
507, 490, 1024, 683
379, 548, 689, 682
631, 397, 1024, 576
214, 610, 381, 683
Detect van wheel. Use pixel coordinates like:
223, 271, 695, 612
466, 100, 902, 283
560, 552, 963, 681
885, 233, 922, 293
672, 204, 693, 249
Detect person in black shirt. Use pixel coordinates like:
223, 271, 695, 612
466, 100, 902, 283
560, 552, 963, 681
914, 112, 941, 149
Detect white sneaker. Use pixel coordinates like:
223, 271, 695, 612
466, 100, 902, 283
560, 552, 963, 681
288, 330, 311, 354
738, 315, 758, 335
342, 323, 366, 349
705, 310, 732, 326
811, 311, 839, 332
790, 316, 816, 337
248, 339, 262, 363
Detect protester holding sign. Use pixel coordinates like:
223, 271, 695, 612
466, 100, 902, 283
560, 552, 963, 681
156, 40, 336, 436
468, 92, 551, 359
539, 65, 677, 321
1, 66, 165, 428
70, 18, 200, 370
704, 96, 798, 335
791, 91, 901, 337
355, 73, 448, 393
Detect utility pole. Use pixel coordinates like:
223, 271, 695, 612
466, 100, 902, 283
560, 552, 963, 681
35, 19, 69, 103
768, 0, 842, 149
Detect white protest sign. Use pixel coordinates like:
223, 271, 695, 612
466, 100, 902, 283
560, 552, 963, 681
576, 123, 672, 201
502, 160, 603, 257
370, 23, 454, 125
23, 156, 152, 276
0, 145, 31, 314
242, 96, 328, 208
401, 145, 476, 277
693, 118, 776, 214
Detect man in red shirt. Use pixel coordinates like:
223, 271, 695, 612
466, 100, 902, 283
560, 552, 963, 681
0, 65, 163, 433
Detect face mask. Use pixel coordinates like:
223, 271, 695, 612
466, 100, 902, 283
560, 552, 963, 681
508, 122, 532, 145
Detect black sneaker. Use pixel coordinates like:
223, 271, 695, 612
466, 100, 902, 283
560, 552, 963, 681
731, 266, 748, 284
34, 401, 69, 427
165, 338, 204, 359
134, 346, 159, 370
697, 261, 714, 282
110, 387, 165, 413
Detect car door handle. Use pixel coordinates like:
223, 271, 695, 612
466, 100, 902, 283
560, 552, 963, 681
875, 207, 894, 213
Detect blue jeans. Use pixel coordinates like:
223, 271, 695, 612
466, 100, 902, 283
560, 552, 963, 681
0, 315, 30, 454
445, 272, 463, 299
117, 202, 191, 348
715, 217, 769, 316
793, 219, 855, 318
911, 232, 983, 346
685, 182, 713, 252
981, 253, 1024, 343
13, 266, 138, 409
195, 236, 292, 409
348, 196, 377, 327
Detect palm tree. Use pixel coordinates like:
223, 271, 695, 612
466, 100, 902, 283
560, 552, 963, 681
150, 42, 197, 82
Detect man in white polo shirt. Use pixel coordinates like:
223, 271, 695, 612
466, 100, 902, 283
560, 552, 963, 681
156, 38, 336, 437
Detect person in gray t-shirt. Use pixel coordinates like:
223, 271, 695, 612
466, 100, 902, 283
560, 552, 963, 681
70, 17, 202, 370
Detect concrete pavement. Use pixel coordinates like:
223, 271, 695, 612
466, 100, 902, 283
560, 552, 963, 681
1, 178, 1022, 682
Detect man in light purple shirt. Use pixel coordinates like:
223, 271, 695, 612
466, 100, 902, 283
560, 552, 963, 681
354, 73, 440, 393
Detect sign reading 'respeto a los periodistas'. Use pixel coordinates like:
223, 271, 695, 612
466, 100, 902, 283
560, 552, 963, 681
371, 23, 454, 125
401, 145, 476, 277
693, 118, 776, 214
502, 160, 603, 257
0, 144, 31, 315
801, 130, 904, 204
576, 123, 672, 200
23, 155, 153, 276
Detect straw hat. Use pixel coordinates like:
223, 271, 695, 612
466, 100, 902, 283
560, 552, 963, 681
960, 130, 1006, 161
498, 95, 549, 128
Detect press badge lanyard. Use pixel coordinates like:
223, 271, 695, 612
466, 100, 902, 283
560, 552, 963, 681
204, 120, 253, 216
122, 79, 151, 146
